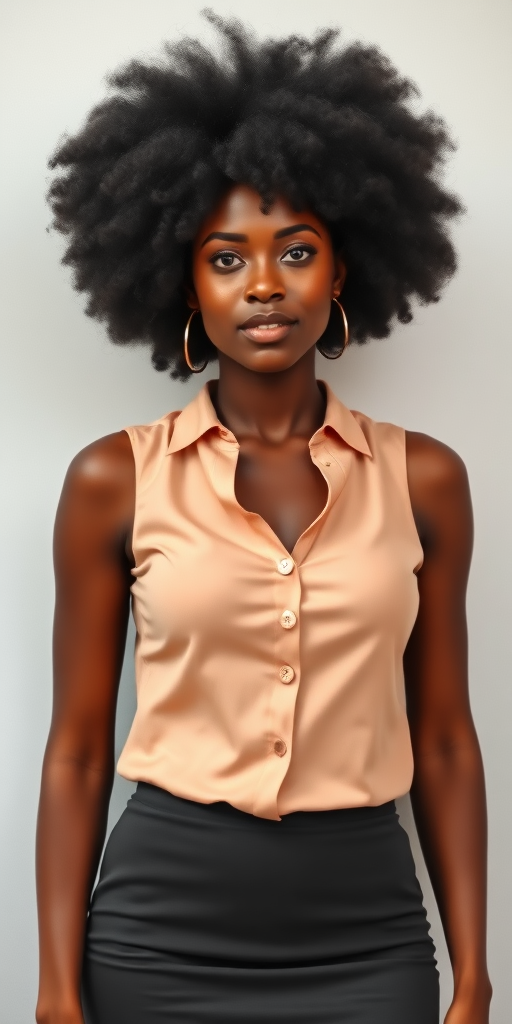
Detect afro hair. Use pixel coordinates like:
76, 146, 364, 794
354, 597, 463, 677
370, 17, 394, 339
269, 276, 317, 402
48, 9, 463, 380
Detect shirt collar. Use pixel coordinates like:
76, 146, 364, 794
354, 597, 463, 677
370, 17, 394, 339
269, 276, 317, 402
167, 380, 372, 458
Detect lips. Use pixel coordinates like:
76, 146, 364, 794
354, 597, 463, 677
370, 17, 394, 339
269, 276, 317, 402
239, 311, 297, 329
238, 310, 297, 344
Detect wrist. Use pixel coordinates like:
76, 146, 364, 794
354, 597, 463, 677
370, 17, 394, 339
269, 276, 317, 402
453, 968, 492, 1005
36, 993, 84, 1024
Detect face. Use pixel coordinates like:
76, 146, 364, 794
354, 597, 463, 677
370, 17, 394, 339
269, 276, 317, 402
188, 184, 345, 374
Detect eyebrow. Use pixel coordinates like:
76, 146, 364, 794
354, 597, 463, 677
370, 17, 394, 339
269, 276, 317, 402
200, 231, 248, 248
274, 223, 322, 240
200, 223, 322, 248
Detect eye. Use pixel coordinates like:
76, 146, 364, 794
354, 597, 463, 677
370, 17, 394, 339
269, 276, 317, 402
210, 251, 245, 269
281, 245, 316, 263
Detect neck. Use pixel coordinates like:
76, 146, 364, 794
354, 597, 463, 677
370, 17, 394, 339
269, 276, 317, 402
212, 349, 326, 445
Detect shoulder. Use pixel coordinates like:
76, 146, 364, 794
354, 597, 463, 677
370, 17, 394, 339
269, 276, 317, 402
405, 430, 469, 495
53, 431, 136, 566
59, 431, 135, 524
348, 408, 406, 458
348, 409, 469, 496
62, 408, 182, 510
66, 430, 134, 493
404, 431, 472, 550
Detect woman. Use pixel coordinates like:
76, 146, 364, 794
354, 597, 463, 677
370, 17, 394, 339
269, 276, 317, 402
36, 14, 491, 1024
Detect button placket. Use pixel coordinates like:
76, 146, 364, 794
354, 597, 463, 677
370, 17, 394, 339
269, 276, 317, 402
261, 553, 301, 799
274, 555, 301, 690
263, 440, 345, 801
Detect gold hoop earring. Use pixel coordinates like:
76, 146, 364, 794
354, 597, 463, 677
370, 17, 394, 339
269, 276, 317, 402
317, 298, 349, 359
184, 309, 208, 373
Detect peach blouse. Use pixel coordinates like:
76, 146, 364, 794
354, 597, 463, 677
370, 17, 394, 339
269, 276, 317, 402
117, 381, 423, 820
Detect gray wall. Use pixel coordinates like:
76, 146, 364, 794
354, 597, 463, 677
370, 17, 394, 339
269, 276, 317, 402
1, 1, 510, 1019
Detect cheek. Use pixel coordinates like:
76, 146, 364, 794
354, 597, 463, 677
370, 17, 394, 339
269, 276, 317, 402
199, 292, 237, 347
300, 280, 332, 310
295, 283, 333, 335
291, 256, 335, 309
194, 270, 236, 319
192, 274, 239, 350
295, 269, 334, 342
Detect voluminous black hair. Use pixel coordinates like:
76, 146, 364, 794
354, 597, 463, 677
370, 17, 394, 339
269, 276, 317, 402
48, 10, 463, 379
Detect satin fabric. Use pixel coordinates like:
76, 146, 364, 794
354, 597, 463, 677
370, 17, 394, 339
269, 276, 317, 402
118, 382, 423, 820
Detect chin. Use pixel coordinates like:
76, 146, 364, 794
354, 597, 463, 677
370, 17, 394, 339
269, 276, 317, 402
242, 349, 306, 374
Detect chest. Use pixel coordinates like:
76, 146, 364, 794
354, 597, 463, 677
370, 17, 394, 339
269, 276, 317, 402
234, 437, 328, 554
130, 432, 423, 659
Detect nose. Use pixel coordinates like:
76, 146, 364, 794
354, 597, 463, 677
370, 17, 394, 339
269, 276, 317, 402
243, 257, 285, 304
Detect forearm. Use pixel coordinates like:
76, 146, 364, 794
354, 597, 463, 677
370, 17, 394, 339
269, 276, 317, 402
36, 754, 113, 1021
410, 734, 490, 997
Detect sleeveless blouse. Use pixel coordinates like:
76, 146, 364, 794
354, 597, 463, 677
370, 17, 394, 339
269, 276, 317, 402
117, 381, 423, 820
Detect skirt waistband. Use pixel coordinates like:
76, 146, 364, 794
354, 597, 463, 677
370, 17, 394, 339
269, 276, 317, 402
132, 782, 396, 831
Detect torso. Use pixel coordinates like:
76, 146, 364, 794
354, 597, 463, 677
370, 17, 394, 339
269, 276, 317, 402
60, 384, 472, 824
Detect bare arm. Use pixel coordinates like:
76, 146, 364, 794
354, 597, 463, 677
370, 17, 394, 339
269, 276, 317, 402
36, 431, 135, 1024
405, 431, 491, 1024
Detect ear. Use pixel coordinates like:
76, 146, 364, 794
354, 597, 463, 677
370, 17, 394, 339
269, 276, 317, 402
184, 285, 200, 311
332, 255, 347, 299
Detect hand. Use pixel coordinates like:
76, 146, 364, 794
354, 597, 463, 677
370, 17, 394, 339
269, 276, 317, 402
444, 979, 492, 1024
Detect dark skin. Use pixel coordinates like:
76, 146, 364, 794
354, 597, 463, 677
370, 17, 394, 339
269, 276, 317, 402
36, 185, 491, 1024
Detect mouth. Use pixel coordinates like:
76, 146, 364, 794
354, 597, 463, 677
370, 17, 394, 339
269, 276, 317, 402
238, 311, 297, 344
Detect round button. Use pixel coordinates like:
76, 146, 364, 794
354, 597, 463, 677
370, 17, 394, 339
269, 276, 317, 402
280, 610, 297, 630
277, 557, 294, 576
274, 739, 287, 757
279, 665, 295, 684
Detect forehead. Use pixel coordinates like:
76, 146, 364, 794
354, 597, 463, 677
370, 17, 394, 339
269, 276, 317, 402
195, 183, 327, 242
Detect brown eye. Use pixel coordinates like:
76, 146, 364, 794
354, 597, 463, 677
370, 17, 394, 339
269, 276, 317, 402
211, 252, 244, 269
281, 245, 316, 263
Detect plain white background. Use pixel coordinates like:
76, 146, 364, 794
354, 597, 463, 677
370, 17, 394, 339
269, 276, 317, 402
1, 1, 510, 1020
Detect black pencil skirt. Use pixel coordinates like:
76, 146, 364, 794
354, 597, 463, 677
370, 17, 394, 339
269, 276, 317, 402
82, 783, 439, 1023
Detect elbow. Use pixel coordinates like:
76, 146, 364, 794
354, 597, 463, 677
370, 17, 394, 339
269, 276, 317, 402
41, 734, 115, 792
411, 714, 483, 767
410, 727, 486, 794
